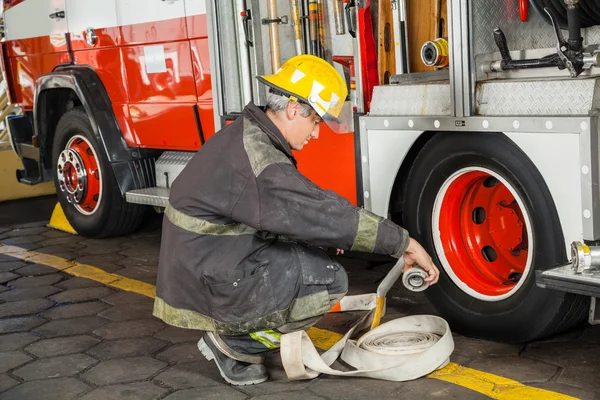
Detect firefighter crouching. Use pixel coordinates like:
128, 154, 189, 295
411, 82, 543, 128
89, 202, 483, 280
152, 54, 440, 386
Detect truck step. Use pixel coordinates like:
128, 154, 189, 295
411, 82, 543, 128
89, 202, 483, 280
536, 264, 600, 298
125, 187, 170, 208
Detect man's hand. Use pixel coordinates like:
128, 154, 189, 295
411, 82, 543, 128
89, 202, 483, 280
403, 238, 440, 284
336, 249, 345, 256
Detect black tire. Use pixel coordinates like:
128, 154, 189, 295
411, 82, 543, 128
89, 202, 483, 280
52, 107, 148, 238
402, 132, 589, 343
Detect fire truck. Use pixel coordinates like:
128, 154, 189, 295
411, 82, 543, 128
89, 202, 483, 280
2, 0, 600, 343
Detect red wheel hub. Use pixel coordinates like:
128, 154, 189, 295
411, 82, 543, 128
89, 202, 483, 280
57, 136, 101, 215
437, 170, 529, 297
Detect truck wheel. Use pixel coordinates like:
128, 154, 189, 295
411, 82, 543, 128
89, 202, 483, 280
402, 132, 589, 343
52, 107, 147, 238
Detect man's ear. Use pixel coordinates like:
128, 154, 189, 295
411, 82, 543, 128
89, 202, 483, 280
286, 101, 298, 121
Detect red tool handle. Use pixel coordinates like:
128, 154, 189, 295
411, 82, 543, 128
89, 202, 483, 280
520, 0, 528, 22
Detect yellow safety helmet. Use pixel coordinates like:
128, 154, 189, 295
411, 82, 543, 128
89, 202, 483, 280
257, 54, 353, 134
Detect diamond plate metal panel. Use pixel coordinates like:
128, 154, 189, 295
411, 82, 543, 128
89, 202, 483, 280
126, 187, 170, 208
473, 0, 600, 56
370, 84, 452, 116
156, 151, 195, 188
476, 78, 600, 115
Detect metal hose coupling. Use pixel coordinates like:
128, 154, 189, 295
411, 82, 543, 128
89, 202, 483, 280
402, 265, 430, 292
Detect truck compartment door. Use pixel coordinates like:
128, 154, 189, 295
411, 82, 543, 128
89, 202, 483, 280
116, 0, 202, 150
3, 0, 70, 107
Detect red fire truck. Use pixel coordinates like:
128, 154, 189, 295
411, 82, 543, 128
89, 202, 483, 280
2, 0, 600, 343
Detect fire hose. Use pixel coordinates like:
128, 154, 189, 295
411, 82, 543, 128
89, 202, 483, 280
280, 259, 454, 381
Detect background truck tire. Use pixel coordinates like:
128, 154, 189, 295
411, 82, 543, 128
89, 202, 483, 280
402, 131, 589, 343
52, 107, 148, 238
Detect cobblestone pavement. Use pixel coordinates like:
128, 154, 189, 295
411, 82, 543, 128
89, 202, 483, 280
0, 202, 599, 399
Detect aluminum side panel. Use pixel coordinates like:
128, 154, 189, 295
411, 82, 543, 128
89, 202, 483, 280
505, 132, 584, 250
363, 129, 422, 218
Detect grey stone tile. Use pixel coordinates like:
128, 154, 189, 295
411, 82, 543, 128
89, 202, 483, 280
0, 373, 19, 392
4, 226, 48, 237
119, 246, 160, 260
154, 326, 201, 344
163, 387, 248, 400
0, 298, 54, 318
398, 377, 490, 399
1, 235, 46, 245
0, 316, 46, 333
85, 337, 167, 360
530, 381, 598, 400
0, 332, 40, 352
78, 244, 127, 256
0, 285, 7, 293
450, 354, 471, 366
115, 257, 156, 270
252, 393, 326, 400
41, 230, 72, 238
15, 264, 59, 276
81, 356, 167, 385
49, 287, 115, 303
79, 382, 168, 400
0, 272, 19, 284
236, 359, 315, 396
466, 356, 558, 383
0, 350, 33, 373
54, 277, 103, 290
0, 286, 62, 301
13, 353, 97, 380
25, 335, 101, 358
0, 262, 28, 273
452, 335, 523, 358
558, 363, 600, 391
523, 340, 600, 368
580, 324, 600, 344
3, 242, 43, 251
11, 222, 47, 229
35, 244, 83, 255
42, 301, 110, 319
38, 237, 84, 247
98, 302, 154, 322
72, 254, 125, 274
9, 274, 64, 288
0, 377, 91, 400
156, 343, 206, 364
103, 291, 153, 305
92, 319, 165, 340
78, 237, 129, 248
116, 267, 158, 282
153, 361, 222, 389
34, 316, 108, 338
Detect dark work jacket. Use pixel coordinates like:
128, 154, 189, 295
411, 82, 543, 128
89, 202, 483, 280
152, 103, 409, 335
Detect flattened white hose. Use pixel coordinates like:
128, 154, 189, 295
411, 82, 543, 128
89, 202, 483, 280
280, 259, 454, 381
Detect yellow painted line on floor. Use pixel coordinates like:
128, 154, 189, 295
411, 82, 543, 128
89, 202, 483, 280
0, 243, 577, 400
0, 244, 155, 298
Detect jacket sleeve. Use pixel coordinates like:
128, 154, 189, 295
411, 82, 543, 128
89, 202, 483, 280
235, 162, 410, 258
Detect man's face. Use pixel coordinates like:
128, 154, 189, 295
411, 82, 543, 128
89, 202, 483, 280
288, 105, 322, 151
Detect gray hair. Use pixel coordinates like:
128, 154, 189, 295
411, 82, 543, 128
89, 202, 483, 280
265, 91, 314, 117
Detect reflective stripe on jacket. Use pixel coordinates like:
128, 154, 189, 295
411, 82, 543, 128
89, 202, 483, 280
152, 103, 409, 334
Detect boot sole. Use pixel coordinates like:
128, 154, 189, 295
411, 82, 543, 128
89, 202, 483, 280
197, 338, 269, 386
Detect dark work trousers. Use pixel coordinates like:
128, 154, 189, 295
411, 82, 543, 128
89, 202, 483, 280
220, 250, 349, 356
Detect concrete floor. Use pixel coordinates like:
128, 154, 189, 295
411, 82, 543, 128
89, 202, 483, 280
0, 197, 599, 400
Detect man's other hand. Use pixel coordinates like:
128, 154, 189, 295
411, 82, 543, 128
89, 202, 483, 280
336, 249, 345, 255
403, 238, 440, 284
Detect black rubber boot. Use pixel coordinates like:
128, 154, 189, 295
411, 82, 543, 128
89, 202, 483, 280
197, 333, 269, 386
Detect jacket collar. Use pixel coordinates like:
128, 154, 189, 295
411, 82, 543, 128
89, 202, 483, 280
244, 102, 297, 166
